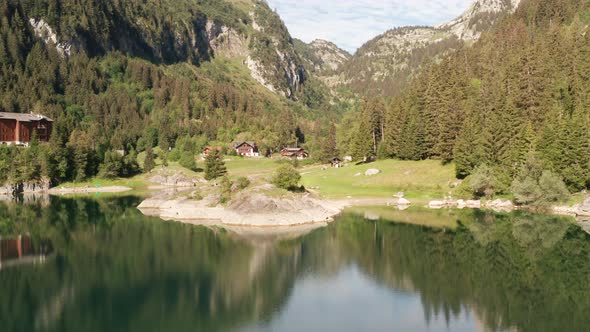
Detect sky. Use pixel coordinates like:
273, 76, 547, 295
265, 0, 474, 54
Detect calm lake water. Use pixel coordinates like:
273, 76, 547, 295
1, 196, 589, 332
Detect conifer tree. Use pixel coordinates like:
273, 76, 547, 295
143, 148, 156, 173
205, 149, 227, 181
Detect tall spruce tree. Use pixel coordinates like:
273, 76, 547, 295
205, 149, 227, 181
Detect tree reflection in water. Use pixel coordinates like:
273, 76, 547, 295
0, 197, 588, 332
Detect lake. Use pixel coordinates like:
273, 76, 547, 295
1, 196, 589, 332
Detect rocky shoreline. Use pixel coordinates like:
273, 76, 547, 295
138, 186, 346, 227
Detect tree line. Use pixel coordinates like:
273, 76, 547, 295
340, 0, 590, 200
0, 0, 338, 186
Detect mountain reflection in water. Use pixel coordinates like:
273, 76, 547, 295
0, 196, 588, 332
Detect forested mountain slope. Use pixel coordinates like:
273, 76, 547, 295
0, 0, 335, 185
338, 0, 521, 97
343, 0, 590, 195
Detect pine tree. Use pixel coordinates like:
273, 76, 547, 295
205, 149, 227, 180
143, 148, 156, 173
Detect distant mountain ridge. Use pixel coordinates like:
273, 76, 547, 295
335, 0, 522, 97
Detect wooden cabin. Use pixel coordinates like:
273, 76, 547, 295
329, 157, 343, 168
234, 142, 259, 157
281, 147, 309, 160
0, 112, 53, 146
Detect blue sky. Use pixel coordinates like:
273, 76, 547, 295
266, 0, 473, 54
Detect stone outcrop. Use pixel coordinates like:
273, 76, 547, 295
576, 197, 590, 217
364, 169, 381, 176
138, 185, 345, 227
0, 178, 51, 196
149, 169, 202, 187
337, 0, 522, 97
29, 18, 78, 57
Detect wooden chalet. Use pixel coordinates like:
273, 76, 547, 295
329, 157, 343, 168
281, 147, 309, 159
0, 112, 53, 146
234, 142, 259, 157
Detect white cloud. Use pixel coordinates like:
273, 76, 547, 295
266, 0, 473, 54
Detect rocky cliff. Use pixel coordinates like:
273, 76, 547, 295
295, 39, 351, 74
338, 0, 522, 97
24, 0, 306, 99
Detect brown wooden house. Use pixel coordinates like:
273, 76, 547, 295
234, 142, 259, 157
281, 147, 309, 159
203, 146, 222, 157
0, 112, 53, 146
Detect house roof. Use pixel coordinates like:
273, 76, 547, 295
0, 112, 53, 122
235, 141, 257, 148
282, 147, 305, 152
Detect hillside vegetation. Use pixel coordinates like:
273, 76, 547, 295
0, 0, 341, 187
341, 0, 590, 201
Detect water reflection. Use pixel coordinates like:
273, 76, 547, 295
0, 197, 588, 332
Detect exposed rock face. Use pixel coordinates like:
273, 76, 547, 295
245, 5, 307, 99
338, 0, 521, 97
138, 185, 344, 227
148, 169, 202, 187
296, 39, 351, 73
0, 178, 51, 196
576, 197, 590, 217
438, 0, 522, 42
29, 18, 77, 57
205, 20, 248, 58
364, 169, 381, 176
27, 1, 306, 101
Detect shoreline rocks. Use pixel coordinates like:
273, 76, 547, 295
576, 197, 590, 217
138, 186, 346, 227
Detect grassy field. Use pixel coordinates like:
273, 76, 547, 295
224, 157, 283, 179
56, 157, 457, 203
301, 159, 457, 202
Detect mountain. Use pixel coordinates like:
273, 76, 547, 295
22, 0, 307, 99
294, 39, 351, 74
340, 0, 590, 195
0, 0, 336, 186
338, 0, 521, 97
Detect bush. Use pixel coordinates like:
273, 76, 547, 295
99, 151, 123, 179
271, 165, 301, 191
469, 164, 498, 198
512, 170, 569, 205
236, 176, 251, 190
538, 171, 570, 202
511, 153, 570, 205
219, 176, 232, 204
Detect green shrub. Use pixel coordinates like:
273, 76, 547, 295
271, 165, 301, 191
469, 164, 498, 198
236, 176, 251, 190
511, 153, 570, 205
512, 170, 569, 205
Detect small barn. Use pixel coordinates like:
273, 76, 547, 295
234, 142, 259, 157
281, 147, 309, 160
0, 112, 53, 146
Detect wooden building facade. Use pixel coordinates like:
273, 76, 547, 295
234, 142, 259, 157
0, 112, 53, 146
